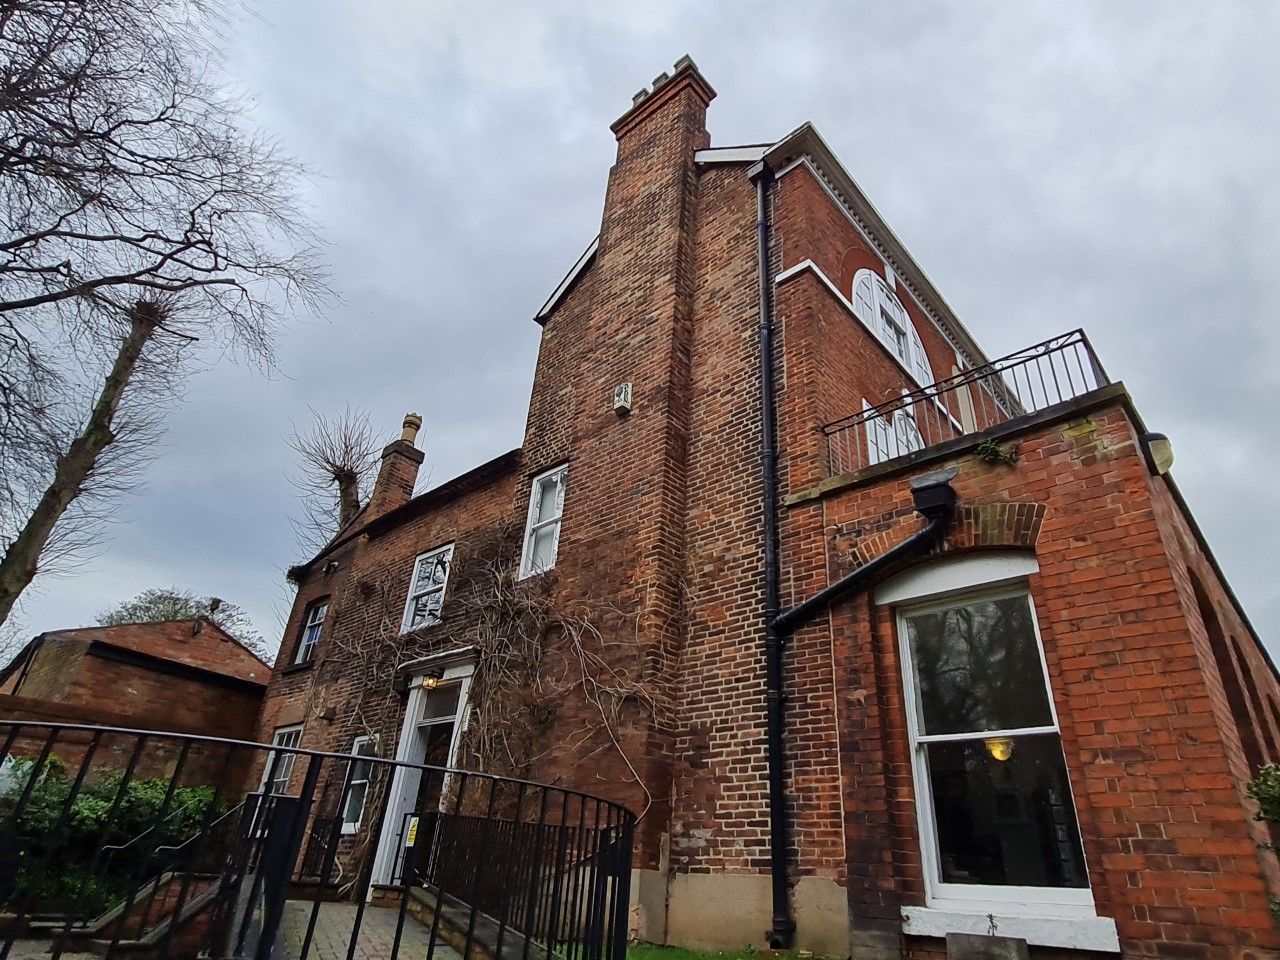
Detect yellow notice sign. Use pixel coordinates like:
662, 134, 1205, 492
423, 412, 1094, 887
405, 817, 419, 847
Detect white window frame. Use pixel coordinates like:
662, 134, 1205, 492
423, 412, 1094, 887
341, 735, 378, 835
401, 544, 455, 632
890, 560, 1097, 917
851, 268, 935, 387
519, 464, 567, 580
295, 600, 328, 664
261, 725, 303, 795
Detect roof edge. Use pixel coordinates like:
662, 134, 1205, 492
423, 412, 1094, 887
763, 122, 988, 367
292, 448, 523, 576
535, 237, 599, 324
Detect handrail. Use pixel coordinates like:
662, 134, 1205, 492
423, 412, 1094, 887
0, 719, 628, 809
822, 329, 1109, 476
101, 797, 204, 855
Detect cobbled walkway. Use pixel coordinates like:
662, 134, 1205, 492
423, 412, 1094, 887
281, 900, 463, 960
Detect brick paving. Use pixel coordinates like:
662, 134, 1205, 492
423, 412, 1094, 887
281, 900, 462, 960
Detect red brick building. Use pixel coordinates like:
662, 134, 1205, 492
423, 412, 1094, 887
0, 619, 269, 742
256, 58, 1280, 959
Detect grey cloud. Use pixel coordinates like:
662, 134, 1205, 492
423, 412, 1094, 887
17, 0, 1280, 660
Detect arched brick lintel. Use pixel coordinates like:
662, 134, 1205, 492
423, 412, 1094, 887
847, 501, 1047, 568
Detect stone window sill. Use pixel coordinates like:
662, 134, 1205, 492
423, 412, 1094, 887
901, 906, 1119, 952
280, 659, 316, 676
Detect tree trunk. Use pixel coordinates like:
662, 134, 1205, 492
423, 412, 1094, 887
336, 468, 360, 528
0, 302, 163, 628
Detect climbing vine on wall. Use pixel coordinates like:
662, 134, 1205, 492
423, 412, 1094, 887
304, 516, 659, 820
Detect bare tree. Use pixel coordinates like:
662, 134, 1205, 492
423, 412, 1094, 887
287, 406, 379, 554
0, 0, 332, 627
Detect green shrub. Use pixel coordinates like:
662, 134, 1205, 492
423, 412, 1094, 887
1247, 763, 1280, 824
0, 756, 221, 915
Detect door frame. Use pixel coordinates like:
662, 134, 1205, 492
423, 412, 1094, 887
369, 647, 475, 890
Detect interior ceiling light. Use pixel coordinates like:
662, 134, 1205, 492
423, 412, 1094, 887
984, 738, 1015, 762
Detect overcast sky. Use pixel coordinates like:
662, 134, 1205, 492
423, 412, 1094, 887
14, 1, 1280, 660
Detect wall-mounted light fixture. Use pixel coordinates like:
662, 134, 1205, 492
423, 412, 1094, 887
1140, 432, 1175, 476
613, 382, 633, 416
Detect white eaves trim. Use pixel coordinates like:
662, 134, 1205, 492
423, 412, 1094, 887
901, 906, 1120, 952
695, 145, 771, 165
763, 123, 989, 369
535, 236, 599, 322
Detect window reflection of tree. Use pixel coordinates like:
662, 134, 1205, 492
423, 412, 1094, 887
910, 596, 1052, 736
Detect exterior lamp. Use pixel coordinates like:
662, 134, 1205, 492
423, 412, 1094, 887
984, 738, 1015, 762
1140, 432, 1175, 476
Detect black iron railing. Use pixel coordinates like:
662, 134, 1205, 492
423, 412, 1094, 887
0, 721, 635, 960
822, 329, 1110, 476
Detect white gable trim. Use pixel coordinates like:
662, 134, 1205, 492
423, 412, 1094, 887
535, 236, 599, 321
773, 155, 974, 367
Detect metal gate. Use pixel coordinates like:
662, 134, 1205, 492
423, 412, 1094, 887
0, 721, 635, 960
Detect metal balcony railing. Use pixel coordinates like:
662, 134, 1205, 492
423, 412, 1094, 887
822, 329, 1110, 476
0, 721, 635, 960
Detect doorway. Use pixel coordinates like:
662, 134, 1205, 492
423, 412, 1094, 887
369, 653, 474, 890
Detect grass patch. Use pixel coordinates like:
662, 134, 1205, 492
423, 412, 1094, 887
628, 946, 761, 960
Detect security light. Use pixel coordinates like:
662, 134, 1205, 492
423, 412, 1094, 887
1141, 432, 1175, 476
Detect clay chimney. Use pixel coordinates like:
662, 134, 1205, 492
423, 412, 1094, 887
366, 413, 425, 520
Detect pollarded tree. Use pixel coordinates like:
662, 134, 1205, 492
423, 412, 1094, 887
286, 406, 380, 555
0, 0, 332, 627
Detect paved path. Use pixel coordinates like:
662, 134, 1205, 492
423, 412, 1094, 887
281, 901, 463, 960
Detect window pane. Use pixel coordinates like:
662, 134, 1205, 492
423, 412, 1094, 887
893, 411, 923, 455
274, 729, 301, 749
925, 733, 1087, 889
415, 553, 449, 592
408, 588, 444, 628
534, 474, 561, 523
343, 781, 368, 826
905, 595, 1053, 736
529, 523, 558, 572
269, 754, 296, 793
421, 684, 461, 722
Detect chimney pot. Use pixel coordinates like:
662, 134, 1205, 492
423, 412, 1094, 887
401, 412, 423, 445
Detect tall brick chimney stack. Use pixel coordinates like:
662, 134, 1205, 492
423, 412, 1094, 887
366, 413, 424, 521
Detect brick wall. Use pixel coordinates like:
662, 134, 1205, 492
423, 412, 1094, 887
0, 634, 262, 744
2, 635, 87, 700
254, 467, 515, 768
514, 63, 714, 864
796, 400, 1280, 957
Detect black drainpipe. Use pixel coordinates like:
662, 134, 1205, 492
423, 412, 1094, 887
772, 471, 957, 638
748, 158, 958, 950
747, 159, 793, 950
